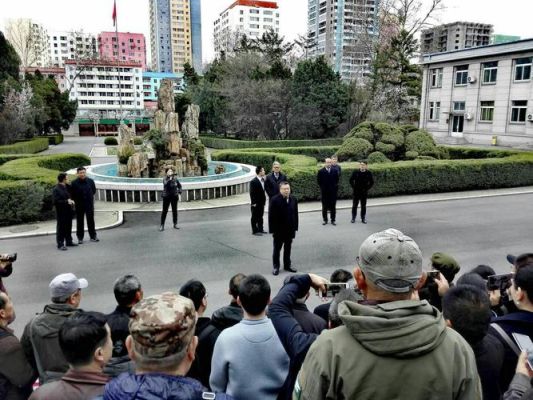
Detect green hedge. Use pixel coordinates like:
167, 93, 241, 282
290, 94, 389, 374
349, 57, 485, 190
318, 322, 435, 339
200, 136, 343, 149
0, 138, 49, 154
242, 146, 340, 160
0, 154, 34, 166
105, 137, 118, 145
0, 153, 90, 226
39, 134, 64, 145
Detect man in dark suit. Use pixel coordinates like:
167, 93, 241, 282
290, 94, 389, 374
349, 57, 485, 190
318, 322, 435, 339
52, 172, 77, 250
249, 166, 267, 235
317, 158, 340, 226
71, 166, 99, 244
331, 156, 341, 177
269, 182, 298, 276
265, 161, 287, 200
349, 161, 374, 224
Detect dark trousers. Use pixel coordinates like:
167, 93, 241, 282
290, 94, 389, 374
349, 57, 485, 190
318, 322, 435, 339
161, 196, 178, 225
76, 206, 96, 240
352, 192, 368, 220
321, 193, 337, 222
56, 208, 73, 247
273, 235, 293, 270
251, 203, 265, 233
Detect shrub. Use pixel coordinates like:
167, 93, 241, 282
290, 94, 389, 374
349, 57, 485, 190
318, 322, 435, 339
0, 180, 46, 226
0, 154, 34, 166
199, 136, 342, 149
380, 127, 405, 148
244, 146, 340, 161
416, 156, 436, 160
405, 151, 419, 160
118, 146, 135, 164
104, 137, 118, 145
40, 134, 64, 145
346, 126, 374, 143
335, 138, 373, 162
399, 124, 419, 134
0, 138, 49, 154
405, 130, 437, 155
367, 151, 390, 164
375, 142, 396, 158
0, 153, 90, 181
133, 137, 143, 145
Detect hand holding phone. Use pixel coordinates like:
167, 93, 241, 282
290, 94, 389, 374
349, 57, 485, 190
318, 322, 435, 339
319, 282, 349, 298
512, 333, 533, 371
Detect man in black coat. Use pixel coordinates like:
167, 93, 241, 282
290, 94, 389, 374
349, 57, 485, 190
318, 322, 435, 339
52, 172, 77, 250
268, 182, 298, 276
264, 161, 287, 200
349, 161, 374, 224
71, 166, 99, 243
317, 158, 340, 225
249, 166, 267, 235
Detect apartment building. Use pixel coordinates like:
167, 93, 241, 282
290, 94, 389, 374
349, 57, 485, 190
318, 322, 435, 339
98, 32, 147, 70
5, 19, 50, 68
49, 31, 97, 67
421, 22, 493, 54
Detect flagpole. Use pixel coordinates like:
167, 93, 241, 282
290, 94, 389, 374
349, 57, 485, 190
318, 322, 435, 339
113, 0, 124, 124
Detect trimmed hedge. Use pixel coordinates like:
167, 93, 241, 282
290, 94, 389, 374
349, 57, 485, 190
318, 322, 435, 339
243, 146, 340, 161
0, 154, 34, 167
104, 137, 118, 145
39, 134, 64, 145
0, 138, 49, 154
200, 136, 343, 149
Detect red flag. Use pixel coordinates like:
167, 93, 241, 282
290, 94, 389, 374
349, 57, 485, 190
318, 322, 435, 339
112, 0, 117, 27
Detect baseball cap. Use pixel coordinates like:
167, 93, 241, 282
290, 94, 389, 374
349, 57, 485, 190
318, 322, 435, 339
507, 254, 517, 265
431, 252, 460, 282
129, 292, 197, 359
49, 273, 88, 298
358, 228, 423, 293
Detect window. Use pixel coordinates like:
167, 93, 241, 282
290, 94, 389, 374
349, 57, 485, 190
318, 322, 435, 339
428, 101, 440, 121
482, 61, 498, 84
453, 101, 465, 112
430, 68, 442, 88
454, 65, 468, 86
479, 101, 494, 122
511, 100, 528, 123
515, 57, 532, 81
249, 9, 259, 14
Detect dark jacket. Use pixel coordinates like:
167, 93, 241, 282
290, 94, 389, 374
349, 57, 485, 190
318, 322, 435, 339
264, 172, 287, 198
268, 194, 298, 239
313, 302, 331, 323
268, 274, 318, 400
293, 303, 327, 335
211, 301, 243, 331
349, 169, 374, 193
472, 333, 505, 400
29, 369, 108, 400
249, 177, 266, 206
0, 326, 35, 400
317, 167, 339, 197
106, 305, 132, 358
71, 177, 96, 210
52, 184, 72, 212
187, 317, 220, 389
20, 303, 80, 383
102, 372, 234, 400
162, 176, 182, 198
490, 310, 533, 390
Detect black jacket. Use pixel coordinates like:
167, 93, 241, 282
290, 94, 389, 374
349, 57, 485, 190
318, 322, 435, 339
106, 305, 131, 358
473, 333, 505, 400
71, 178, 96, 210
52, 184, 72, 211
162, 176, 182, 198
268, 194, 298, 238
293, 303, 327, 335
211, 301, 243, 331
313, 302, 331, 323
317, 167, 339, 195
187, 317, 220, 389
349, 169, 374, 193
249, 177, 266, 206
265, 172, 287, 198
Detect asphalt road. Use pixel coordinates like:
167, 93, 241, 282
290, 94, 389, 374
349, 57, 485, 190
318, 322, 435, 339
3, 193, 532, 335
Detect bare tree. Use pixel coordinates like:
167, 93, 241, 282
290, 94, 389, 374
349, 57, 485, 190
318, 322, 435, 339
62, 30, 100, 94
5, 18, 41, 68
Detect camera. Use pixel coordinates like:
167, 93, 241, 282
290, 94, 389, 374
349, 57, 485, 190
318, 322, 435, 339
487, 273, 513, 291
0, 253, 17, 263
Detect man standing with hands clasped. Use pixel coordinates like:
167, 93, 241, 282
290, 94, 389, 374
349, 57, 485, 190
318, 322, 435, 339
250, 166, 267, 236
160, 167, 182, 231
349, 161, 374, 224
53, 173, 77, 251
71, 167, 99, 244
317, 158, 339, 226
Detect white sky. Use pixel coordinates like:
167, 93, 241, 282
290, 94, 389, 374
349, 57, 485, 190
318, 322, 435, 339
1, 0, 532, 66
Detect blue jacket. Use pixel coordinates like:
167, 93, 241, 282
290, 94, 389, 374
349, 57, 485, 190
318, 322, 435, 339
268, 275, 318, 400
102, 372, 233, 400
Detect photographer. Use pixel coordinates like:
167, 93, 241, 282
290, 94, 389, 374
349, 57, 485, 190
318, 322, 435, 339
159, 168, 182, 231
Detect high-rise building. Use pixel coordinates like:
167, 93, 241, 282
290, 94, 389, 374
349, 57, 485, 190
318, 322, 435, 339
421, 22, 493, 54
149, 0, 202, 74
98, 32, 147, 70
5, 19, 50, 68
49, 31, 97, 67
213, 0, 280, 58
307, 0, 380, 81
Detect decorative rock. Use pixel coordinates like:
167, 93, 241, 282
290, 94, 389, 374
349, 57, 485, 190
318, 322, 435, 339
215, 164, 226, 174
127, 152, 150, 178
165, 112, 180, 135
182, 104, 200, 139
167, 133, 181, 156
157, 79, 175, 113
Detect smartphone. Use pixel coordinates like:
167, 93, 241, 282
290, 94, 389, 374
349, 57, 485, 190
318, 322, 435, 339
426, 271, 440, 281
320, 282, 349, 298
487, 273, 513, 291
512, 333, 533, 369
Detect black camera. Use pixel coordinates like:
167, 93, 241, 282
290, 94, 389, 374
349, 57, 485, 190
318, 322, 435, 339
487, 273, 513, 291
0, 253, 17, 263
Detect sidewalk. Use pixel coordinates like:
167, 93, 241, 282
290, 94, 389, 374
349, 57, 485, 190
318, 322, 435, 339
2, 186, 533, 240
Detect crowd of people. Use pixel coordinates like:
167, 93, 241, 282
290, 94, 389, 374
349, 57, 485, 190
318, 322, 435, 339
2, 228, 533, 400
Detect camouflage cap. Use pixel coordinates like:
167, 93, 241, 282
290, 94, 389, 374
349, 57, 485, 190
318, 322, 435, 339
129, 292, 197, 359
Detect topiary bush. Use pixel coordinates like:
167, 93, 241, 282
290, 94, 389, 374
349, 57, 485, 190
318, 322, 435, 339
375, 142, 396, 159
0, 180, 46, 225
0, 138, 49, 154
367, 151, 391, 164
104, 137, 118, 145
40, 134, 64, 145
335, 138, 374, 162
405, 151, 419, 160
199, 136, 342, 149
405, 130, 437, 156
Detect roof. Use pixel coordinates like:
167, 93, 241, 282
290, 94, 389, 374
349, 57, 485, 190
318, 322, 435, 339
143, 71, 183, 78
228, 0, 278, 10
64, 59, 142, 68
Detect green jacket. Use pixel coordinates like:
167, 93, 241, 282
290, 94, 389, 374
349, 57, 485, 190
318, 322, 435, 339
293, 300, 481, 400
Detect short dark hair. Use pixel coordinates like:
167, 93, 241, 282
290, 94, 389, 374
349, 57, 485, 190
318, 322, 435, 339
330, 269, 352, 283
57, 172, 67, 183
179, 279, 206, 311
76, 166, 86, 173
516, 254, 533, 270
442, 285, 491, 345
514, 264, 533, 301
469, 265, 496, 280
359, 160, 368, 164
456, 273, 487, 292
238, 274, 270, 316
59, 311, 108, 367
255, 166, 264, 175
0, 293, 6, 310
113, 275, 141, 307
279, 181, 290, 188
229, 273, 246, 300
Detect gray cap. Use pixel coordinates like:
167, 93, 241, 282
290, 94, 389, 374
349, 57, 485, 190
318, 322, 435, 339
49, 273, 88, 298
358, 228, 423, 293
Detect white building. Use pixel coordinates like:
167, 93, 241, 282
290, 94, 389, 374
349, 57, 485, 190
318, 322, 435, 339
214, 0, 280, 58
65, 59, 144, 119
5, 19, 50, 68
419, 39, 533, 147
49, 31, 97, 67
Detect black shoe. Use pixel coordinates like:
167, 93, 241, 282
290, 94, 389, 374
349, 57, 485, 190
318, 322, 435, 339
66, 242, 78, 247
322, 221, 328, 225
362, 219, 367, 224
173, 224, 180, 230
284, 266, 297, 273
90, 237, 100, 242
252, 232, 262, 236
159, 225, 164, 231
331, 221, 336, 226
78, 239, 83, 244
272, 267, 280, 276
58, 246, 68, 251
260, 230, 268, 234
351, 219, 355, 223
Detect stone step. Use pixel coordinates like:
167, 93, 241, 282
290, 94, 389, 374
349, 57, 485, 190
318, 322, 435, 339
435, 136, 469, 145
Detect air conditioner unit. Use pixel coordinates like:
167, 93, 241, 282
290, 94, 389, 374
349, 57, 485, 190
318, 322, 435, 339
467, 76, 477, 84
528, 114, 533, 121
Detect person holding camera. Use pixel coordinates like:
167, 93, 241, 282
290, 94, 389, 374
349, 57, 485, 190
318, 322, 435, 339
159, 168, 182, 231
53, 173, 77, 251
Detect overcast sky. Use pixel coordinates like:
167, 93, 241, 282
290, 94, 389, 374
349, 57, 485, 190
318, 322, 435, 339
1, 0, 532, 65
